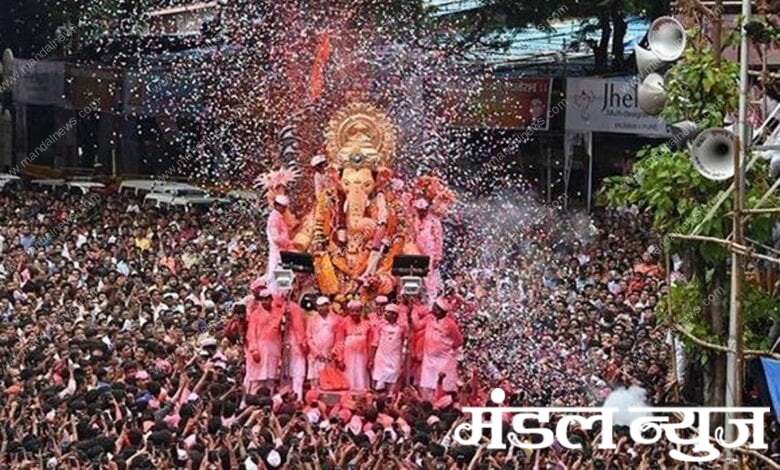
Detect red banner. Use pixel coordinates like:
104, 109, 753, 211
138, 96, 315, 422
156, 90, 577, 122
436, 77, 553, 130
309, 32, 332, 102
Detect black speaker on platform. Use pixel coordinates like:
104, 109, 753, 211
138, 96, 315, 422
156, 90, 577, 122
280, 251, 315, 273
392, 256, 430, 295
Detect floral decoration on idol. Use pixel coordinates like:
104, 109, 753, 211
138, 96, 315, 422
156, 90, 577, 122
254, 167, 302, 205
255, 167, 301, 226
410, 175, 456, 217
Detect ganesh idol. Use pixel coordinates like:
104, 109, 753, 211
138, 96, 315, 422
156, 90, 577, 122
291, 103, 421, 300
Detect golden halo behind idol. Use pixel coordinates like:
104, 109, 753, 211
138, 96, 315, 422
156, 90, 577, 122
293, 102, 417, 304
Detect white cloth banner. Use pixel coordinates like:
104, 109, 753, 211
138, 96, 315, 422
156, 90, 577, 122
566, 77, 672, 137
563, 130, 587, 198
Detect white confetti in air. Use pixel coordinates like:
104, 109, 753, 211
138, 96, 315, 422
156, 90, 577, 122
603, 386, 652, 427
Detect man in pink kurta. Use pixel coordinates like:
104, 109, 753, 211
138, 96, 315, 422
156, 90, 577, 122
335, 300, 372, 392
413, 199, 443, 303
415, 297, 463, 400
241, 278, 267, 313
368, 295, 389, 323
370, 304, 406, 391
285, 298, 309, 400
399, 294, 428, 386
244, 289, 284, 395
265, 195, 293, 291
305, 296, 338, 388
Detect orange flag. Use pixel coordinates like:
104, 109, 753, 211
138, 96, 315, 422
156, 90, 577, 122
309, 32, 332, 102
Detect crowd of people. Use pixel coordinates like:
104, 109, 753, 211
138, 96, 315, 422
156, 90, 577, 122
454, 208, 673, 407
0, 185, 777, 469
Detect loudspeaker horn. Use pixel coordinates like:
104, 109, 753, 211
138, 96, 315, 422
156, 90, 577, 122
638, 73, 666, 115
635, 45, 662, 77
647, 17, 687, 62
668, 120, 700, 148
689, 128, 736, 181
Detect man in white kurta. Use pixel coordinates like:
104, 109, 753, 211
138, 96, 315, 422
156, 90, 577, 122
265, 195, 293, 291
305, 296, 338, 388
370, 303, 406, 391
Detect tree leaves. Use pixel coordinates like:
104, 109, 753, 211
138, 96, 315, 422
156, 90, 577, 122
600, 24, 780, 352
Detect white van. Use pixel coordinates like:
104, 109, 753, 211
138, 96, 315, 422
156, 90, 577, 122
30, 179, 66, 188
143, 193, 228, 212
66, 181, 105, 194
119, 179, 159, 195
142, 192, 176, 209
173, 195, 230, 212
121, 180, 209, 197
156, 182, 209, 197
227, 189, 260, 203
0, 173, 22, 191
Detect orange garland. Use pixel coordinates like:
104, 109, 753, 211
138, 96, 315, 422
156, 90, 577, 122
314, 253, 340, 295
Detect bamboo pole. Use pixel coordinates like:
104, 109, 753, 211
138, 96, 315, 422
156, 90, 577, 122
745, 237, 780, 257
731, 207, 780, 215
674, 324, 732, 353
667, 250, 681, 400
732, 448, 780, 470
674, 324, 780, 359
669, 233, 780, 265
712, 0, 722, 65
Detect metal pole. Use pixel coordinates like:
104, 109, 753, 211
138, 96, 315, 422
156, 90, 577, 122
587, 132, 593, 213
666, 250, 681, 400
563, 137, 571, 210
725, 0, 749, 466
279, 291, 291, 386
403, 296, 413, 387
547, 143, 552, 204
563, 47, 568, 211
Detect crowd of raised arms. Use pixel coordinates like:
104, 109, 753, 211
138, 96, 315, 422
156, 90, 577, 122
0, 187, 778, 469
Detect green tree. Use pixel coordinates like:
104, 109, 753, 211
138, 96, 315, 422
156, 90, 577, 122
567, 0, 668, 72
599, 27, 780, 406
433, 0, 668, 72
